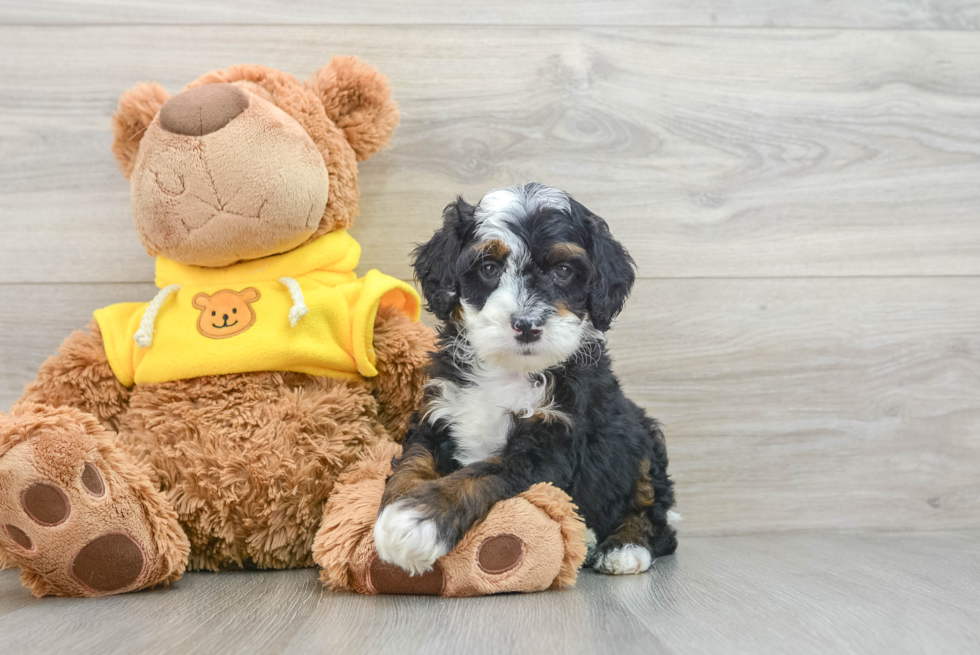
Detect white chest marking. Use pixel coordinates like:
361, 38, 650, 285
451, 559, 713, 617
424, 367, 552, 466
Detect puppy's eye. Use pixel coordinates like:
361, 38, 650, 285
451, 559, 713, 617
480, 261, 502, 280
553, 264, 573, 282
212, 311, 216, 316
232, 308, 237, 314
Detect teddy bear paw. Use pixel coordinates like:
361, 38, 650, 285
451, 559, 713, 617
359, 487, 584, 597
313, 443, 586, 597
364, 531, 527, 595
0, 405, 188, 597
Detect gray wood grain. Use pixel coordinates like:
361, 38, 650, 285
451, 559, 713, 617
4, 26, 980, 283
2, 3, 979, 652
1, 531, 978, 655
609, 277, 980, 536
0, 284, 158, 408
3, 278, 977, 536
2, 0, 980, 29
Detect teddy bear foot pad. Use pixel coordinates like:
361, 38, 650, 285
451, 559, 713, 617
366, 533, 525, 595
0, 405, 188, 597
367, 556, 446, 595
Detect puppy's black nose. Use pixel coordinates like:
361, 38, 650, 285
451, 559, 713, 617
512, 318, 542, 343
223, 314, 229, 321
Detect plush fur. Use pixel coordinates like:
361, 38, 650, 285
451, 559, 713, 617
0, 65, 587, 598
376, 183, 677, 577
0, 59, 428, 594
313, 440, 586, 596
111, 82, 171, 178
182, 61, 376, 241
111, 58, 396, 264
311, 55, 401, 162
11, 311, 431, 575
0, 403, 188, 596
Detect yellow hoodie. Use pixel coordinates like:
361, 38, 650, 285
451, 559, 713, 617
94, 230, 420, 387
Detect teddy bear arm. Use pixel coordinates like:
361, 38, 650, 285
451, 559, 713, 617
369, 306, 438, 441
20, 319, 130, 432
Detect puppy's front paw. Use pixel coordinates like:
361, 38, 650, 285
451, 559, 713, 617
373, 500, 451, 575
593, 544, 652, 575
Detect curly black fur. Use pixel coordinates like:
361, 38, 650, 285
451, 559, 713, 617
381, 183, 677, 571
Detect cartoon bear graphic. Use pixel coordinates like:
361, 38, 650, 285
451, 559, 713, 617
193, 288, 260, 339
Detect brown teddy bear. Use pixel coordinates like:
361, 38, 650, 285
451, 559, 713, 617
0, 57, 585, 597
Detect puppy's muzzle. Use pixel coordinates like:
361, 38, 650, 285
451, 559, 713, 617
511, 318, 542, 344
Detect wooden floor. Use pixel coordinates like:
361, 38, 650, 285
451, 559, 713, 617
2, 1, 979, 653
2, 531, 978, 655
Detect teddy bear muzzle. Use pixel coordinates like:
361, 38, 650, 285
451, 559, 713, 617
128, 84, 331, 268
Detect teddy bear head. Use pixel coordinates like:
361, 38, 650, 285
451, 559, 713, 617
111, 57, 399, 268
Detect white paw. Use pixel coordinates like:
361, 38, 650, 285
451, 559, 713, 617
373, 501, 450, 575
584, 528, 598, 552
593, 544, 652, 575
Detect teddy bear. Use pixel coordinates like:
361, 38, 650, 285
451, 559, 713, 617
0, 57, 586, 598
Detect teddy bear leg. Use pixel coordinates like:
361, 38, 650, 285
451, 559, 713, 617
312, 443, 587, 596
0, 403, 189, 597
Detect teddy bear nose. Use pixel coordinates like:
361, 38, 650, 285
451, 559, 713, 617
222, 314, 229, 321
159, 83, 250, 137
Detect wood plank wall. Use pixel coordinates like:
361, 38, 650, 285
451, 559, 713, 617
1, 3, 978, 536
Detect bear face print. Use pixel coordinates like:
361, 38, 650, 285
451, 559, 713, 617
192, 288, 260, 339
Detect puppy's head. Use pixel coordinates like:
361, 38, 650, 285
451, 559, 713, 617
413, 183, 635, 372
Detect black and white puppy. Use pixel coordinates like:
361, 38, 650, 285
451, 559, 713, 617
374, 183, 677, 576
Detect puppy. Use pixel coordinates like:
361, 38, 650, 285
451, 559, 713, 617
374, 183, 677, 576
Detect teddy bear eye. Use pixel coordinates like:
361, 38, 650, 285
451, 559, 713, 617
233, 308, 237, 313
212, 311, 216, 316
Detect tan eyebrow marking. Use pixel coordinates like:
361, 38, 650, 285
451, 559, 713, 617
476, 239, 510, 259
549, 242, 585, 262
555, 300, 574, 316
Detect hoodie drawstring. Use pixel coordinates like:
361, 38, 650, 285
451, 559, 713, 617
279, 277, 309, 327
134, 284, 182, 348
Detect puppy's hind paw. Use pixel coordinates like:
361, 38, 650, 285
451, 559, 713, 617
592, 544, 652, 575
373, 501, 450, 576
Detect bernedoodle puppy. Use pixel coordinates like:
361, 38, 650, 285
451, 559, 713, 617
374, 183, 678, 576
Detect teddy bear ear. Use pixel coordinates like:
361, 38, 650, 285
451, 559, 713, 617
192, 293, 211, 310
110, 82, 171, 178
310, 56, 400, 162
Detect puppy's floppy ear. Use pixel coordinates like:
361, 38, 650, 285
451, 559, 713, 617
110, 82, 171, 178
310, 55, 400, 162
576, 199, 636, 331
412, 197, 473, 321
